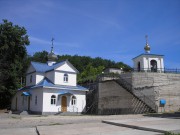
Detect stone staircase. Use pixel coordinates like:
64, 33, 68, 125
115, 76, 158, 113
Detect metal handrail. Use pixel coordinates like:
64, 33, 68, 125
58, 106, 78, 113
133, 68, 180, 74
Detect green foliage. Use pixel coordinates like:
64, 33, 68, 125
0, 19, 29, 108
30, 51, 48, 63
165, 132, 180, 135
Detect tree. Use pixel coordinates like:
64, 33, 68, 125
0, 19, 29, 108
30, 51, 48, 63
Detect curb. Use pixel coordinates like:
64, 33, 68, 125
102, 120, 166, 133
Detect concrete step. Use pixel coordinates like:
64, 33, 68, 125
55, 112, 81, 116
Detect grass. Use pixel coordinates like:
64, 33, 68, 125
165, 132, 180, 135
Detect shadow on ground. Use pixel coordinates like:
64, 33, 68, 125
143, 112, 180, 119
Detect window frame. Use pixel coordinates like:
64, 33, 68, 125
51, 95, 56, 105
71, 96, 76, 106
63, 74, 68, 83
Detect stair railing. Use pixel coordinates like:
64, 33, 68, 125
116, 76, 158, 112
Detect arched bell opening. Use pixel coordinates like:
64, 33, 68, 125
150, 60, 157, 72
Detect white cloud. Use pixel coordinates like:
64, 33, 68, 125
30, 36, 80, 48
29, 36, 50, 45
57, 3, 121, 29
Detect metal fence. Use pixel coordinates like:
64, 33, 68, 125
132, 68, 180, 74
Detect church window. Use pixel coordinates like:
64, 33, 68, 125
71, 96, 76, 106
35, 96, 37, 105
64, 74, 68, 82
30, 75, 32, 83
51, 95, 56, 105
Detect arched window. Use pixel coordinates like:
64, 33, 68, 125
30, 75, 32, 83
64, 74, 68, 82
71, 96, 76, 106
51, 95, 56, 105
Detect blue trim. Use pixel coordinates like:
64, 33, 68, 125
58, 92, 74, 96
132, 53, 164, 60
22, 92, 31, 96
19, 78, 88, 91
30, 60, 79, 73
54, 70, 77, 74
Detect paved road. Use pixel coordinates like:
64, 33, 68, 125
0, 112, 180, 135
37, 123, 160, 135
103, 117, 180, 134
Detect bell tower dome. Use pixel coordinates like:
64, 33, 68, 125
144, 35, 150, 53
132, 35, 164, 73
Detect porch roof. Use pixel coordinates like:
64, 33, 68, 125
21, 92, 31, 96
58, 92, 74, 96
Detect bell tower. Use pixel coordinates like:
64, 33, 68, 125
132, 35, 164, 72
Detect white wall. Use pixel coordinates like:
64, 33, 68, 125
73, 92, 86, 112
133, 56, 144, 69
11, 89, 86, 113
46, 71, 54, 83
42, 88, 86, 113
133, 55, 164, 72
26, 73, 44, 86
36, 73, 44, 84
30, 88, 43, 112
26, 72, 36, 86
54, 72, 77, 86
56, 62, 76, 73
11, 92, 23, 111
11, 89, 43, 113
42, 89, 60, 113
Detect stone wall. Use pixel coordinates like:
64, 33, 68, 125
96, 72, 180, 114
131, 73, 180, 112
98, 81, 133, 114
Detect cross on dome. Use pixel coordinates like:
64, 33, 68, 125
51, 38, 54, 53
144, 35, 150, 53
47, 38, 57, 65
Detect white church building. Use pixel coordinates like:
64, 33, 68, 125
11, 42, 88, 115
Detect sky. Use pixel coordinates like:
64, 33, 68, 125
0, 0, 180, 68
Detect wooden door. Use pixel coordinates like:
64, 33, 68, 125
61, 96, 67, 112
